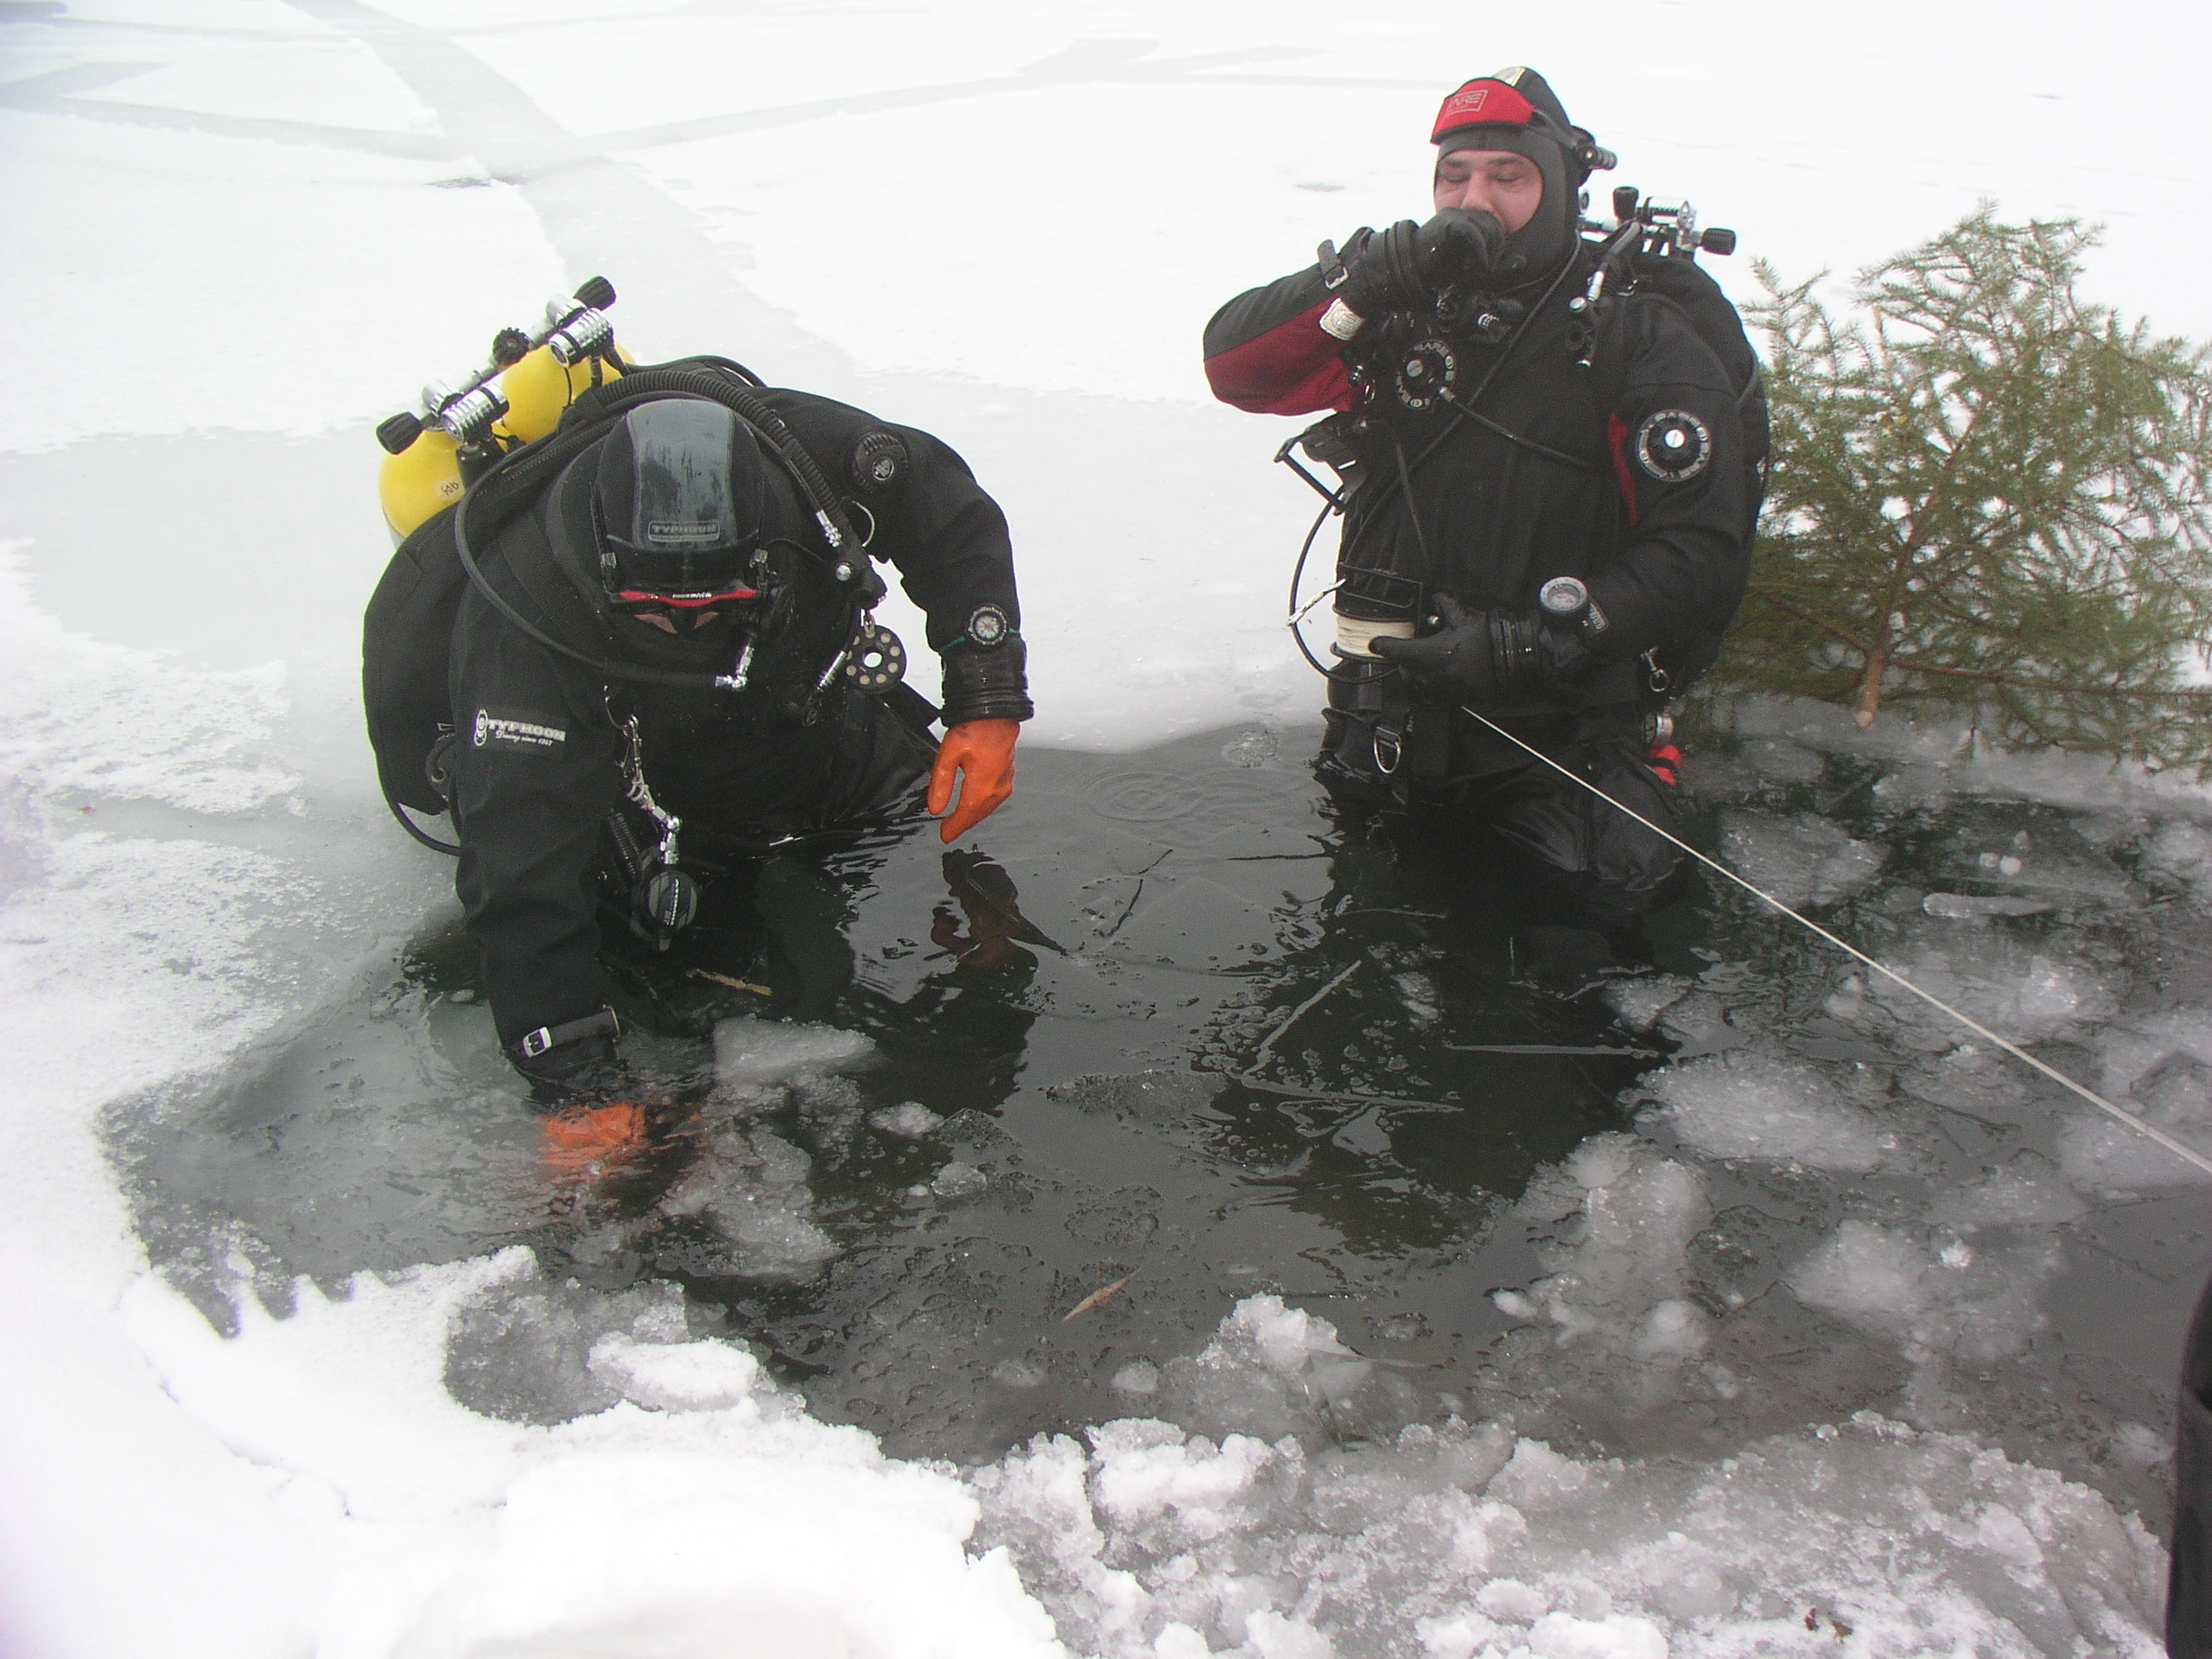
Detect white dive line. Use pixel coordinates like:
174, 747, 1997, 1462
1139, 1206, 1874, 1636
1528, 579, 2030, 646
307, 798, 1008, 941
1456, 703, 2212, 1180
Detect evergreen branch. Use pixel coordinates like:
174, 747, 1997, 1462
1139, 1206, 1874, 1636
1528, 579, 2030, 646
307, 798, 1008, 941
1744, 588, 2212, 702
1881, 655, 2212, 701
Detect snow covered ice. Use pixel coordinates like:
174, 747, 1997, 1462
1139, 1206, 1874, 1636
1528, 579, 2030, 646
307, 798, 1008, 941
10, 3, 2212, 1656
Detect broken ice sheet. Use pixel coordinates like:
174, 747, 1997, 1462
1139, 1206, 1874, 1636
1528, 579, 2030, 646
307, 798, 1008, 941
655, 1122, 840, 1281
712, 1015, 878, 1097
1640, 1051, 1897, 1173
2059, 1017, 2212, 1191
1719, 810, 1887, 908
868, 1101, 944, 1140
1786, 1218, 2055, 1369
969, 1296, 2164, 1657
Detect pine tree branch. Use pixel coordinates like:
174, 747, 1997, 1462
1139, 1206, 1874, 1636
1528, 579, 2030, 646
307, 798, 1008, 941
1883, 654, 2212, 700
1745, 586, 1871, 652
1743, 588, 2212, 701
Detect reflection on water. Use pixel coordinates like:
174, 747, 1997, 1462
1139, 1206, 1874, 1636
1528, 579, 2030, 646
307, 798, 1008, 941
108, 721, 2209, 1524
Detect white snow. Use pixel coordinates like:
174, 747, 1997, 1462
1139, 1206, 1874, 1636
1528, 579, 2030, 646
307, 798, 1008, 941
6, 3, 2212, 1656
975, 1295, 2166, 1658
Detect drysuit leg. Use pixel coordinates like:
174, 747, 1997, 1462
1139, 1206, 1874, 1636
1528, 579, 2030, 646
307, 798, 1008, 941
1466, 732, 1683, 933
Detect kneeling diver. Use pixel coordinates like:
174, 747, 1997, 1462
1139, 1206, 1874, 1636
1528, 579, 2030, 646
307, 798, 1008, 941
366, 355, 1031, 1105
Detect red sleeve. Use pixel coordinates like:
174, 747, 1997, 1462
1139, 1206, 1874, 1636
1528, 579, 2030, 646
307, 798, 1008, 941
1202, 271, 1355, 417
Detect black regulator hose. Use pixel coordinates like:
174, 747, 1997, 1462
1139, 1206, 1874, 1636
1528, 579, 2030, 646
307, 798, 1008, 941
450, 363, 880, 693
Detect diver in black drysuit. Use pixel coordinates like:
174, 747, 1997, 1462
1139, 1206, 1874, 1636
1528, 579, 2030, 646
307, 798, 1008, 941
437, 388, 1031, 1097
1203, 67, 1760, 938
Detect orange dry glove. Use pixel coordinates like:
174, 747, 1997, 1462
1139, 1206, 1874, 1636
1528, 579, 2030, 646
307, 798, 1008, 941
540, 1099, 647, 1185
928, 718, 1020, 842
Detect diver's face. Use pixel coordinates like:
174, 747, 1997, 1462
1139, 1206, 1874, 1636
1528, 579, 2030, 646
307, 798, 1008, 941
1432, 147, 1543, 232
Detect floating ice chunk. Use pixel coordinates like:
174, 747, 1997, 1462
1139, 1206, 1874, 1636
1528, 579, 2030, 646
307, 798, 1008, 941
1950, 835, 2140, 907
586, 1333, 765, 1414
2098, 1007, 2212, 1102
1477, 1578, 1549, 1623
1873, 931, 2117, 1041
1720, 810, 1887, 908
712, 1015, 877, 1089
1504, 1138, 1711, 1369
2059, 1073, 2212, 1191
931, 1161, 990, 1200
1642, 1052, 1892, 1172
1088, 1419, 1292, 1548
658, 1126, 839, 1281
2111, 1421, 2175, 1469
1872, 762, 1955, 812
2142, 818, 2212, 901
970, 1296, 2164, 1656
1635, 1534, 1738, 1618
1653, 988, 1745, 1055
1416, 1609, 1506, 1659
1789, 1221, 1936, 1332
2071, 1009, 2212, 1188
1226, 1295, 1364, 1379
1923, 892, 2057, 918
1222, 728, 1279, 768
1929, 1164, 2088, 1231
1527, 1611, 1669, 1659
1601, 974, 1691, 1034
1488, 1438, 1602, 1510
1113, 1360, 1162, 1396
868, 1102, 944, 1140
1787, 1220, 2050, 1365
1244, 1608, 1337, 1658
1046, 1070, 1219, 1122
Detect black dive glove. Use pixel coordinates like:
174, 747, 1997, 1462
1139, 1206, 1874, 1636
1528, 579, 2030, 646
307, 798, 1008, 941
1338, 210, 1507, 321
508, 1007, 626, 1106
940, 634, 1034, 726
1370, 594, 1590, 702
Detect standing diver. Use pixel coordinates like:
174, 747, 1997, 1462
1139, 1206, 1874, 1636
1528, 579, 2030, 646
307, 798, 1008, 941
365, 342, 1031, 1107
1203, 68, 1764, 956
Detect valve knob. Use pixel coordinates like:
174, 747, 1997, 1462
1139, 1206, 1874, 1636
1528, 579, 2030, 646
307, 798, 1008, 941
376, 411, 423, 454
1700, 227, 1738, 256
572, 275, 616, 311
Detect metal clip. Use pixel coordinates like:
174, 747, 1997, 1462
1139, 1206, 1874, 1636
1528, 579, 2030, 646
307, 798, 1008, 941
1373, 726, 1403, 776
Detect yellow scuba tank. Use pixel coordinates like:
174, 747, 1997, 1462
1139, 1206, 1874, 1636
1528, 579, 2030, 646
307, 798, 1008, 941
378, 427, 467, 541
494, 339, 624, 445
374, 277, 626, 540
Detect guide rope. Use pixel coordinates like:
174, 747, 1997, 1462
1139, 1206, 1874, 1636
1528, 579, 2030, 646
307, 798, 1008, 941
1454, 703, 2212, 1180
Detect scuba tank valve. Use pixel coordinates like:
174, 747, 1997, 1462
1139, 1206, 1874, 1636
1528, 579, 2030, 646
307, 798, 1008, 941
375, 276, 629, 538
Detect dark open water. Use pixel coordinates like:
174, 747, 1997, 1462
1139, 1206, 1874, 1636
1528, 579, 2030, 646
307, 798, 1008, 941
108, 720, 2210, 1535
